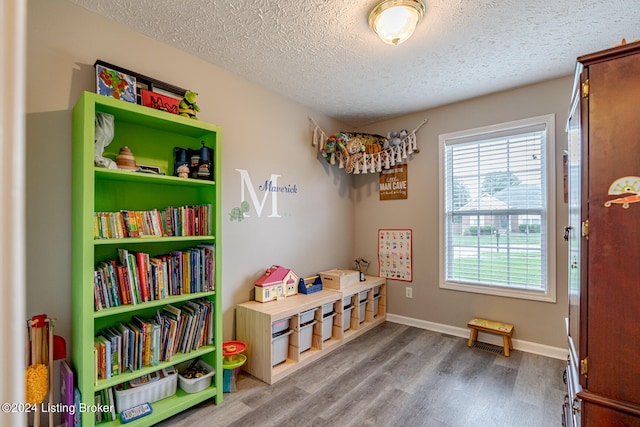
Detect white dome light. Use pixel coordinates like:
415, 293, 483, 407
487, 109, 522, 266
368, 0, 426, 46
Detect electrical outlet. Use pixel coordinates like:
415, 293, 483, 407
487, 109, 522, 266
406, 287, 413, 298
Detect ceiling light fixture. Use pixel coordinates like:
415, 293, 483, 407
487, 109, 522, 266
368, 0, 425, 46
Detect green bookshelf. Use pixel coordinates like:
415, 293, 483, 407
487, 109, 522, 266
72, 91, 223, 426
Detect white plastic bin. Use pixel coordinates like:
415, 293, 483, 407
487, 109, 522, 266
343, 296, 352, 308
359, 290, 368, 303
343, 306, 353, 331
322, 313, 336, 341
373, 286, 381, 316
272, 317, 291, 335
322, 302, 334, 316
359, 300, 366, 323
177, 360, 214, 394
115, 368, 177, 412
272, 329, 292, 366
300, 308, 317, 325
299, 320, 317, 352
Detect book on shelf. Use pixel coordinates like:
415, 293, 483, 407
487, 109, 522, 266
93, 301, 213, 381
96, 245, 215, 312
93, 204, 212, 239
94, 387, 116, 423
73, 387, 81, 426
60, 360, 75, 427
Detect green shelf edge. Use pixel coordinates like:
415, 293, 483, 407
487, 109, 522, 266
97, 386, 218, 426
95, 345, 216, 391
93, 290, 216, 318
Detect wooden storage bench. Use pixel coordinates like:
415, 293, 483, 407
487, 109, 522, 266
467, 317, 514, 357
236, 276, 386, 384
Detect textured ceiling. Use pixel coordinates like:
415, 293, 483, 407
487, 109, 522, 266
72, 0, 640, 127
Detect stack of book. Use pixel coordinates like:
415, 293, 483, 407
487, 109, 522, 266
94, 299, 214, 383
93, 244, 215, 311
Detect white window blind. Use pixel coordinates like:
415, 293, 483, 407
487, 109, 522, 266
439, 115, 556, 302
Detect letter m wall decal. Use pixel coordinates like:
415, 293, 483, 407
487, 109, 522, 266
235, 169, 282, 218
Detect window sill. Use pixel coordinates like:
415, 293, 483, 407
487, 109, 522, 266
440, 280, 556, 303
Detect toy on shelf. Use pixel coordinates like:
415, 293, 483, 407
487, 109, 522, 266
298, 275, 323, 294
116, 146, 137, 171
354, 258, 370, 281
254, 265, 299, 302
179, 90, 200, 119
94, 112, 117, 169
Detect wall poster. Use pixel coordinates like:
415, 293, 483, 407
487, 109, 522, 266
378, 228, 413, 282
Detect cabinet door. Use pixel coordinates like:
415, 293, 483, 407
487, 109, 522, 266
566, 78, 583, 368
585, 52, 640, 404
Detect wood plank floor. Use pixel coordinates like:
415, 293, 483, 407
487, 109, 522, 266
158, 322, 566, 426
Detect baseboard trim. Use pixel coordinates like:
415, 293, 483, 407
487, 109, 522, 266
387, 313, 568, 360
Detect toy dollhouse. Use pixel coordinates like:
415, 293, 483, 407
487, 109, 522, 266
254, 265, 299, 302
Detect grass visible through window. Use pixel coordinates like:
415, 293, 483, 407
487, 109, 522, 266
450, 233, 542, 288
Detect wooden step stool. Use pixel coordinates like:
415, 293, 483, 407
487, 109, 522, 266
467, 318, 514, 357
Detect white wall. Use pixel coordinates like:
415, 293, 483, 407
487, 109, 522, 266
354, 76, 572, 349
26, 0, 353, 353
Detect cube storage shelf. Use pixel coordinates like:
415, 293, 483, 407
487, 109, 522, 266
236, 276, 386, 384
72, 92, 223, 426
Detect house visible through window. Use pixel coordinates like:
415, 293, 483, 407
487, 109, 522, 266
439, 115, 556, 302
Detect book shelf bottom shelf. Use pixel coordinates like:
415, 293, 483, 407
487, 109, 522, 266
95, 386, 220, 426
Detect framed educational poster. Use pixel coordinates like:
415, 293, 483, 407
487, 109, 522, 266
378, 228, 413, 281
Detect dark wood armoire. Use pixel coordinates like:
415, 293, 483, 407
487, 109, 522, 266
563, 41, 640, 427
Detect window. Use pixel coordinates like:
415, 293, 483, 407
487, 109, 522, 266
439, 115, 556, 302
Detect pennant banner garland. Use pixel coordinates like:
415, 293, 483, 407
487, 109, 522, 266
309, 117, 427, 174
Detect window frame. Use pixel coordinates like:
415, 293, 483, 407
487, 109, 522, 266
438, 114, 557, 302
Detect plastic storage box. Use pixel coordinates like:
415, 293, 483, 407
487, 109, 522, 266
299, 320, 316, 352
272, 317, 291, 335
177, 360, 215, 394
322, 302, 334, 316
373, 286, 381, 316
358, 291, 368, 323
322, 312, 336, 341
299, 308, 317, 325
299, 308, 317, 353
272, 329, 292, 366
343, 305, 353, 331
272, 317, 292, 366
114, 368, 177, 412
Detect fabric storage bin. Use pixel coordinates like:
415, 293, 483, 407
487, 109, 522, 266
322, 313, 336, 341
299, 320, 317, 352
343, 305, 353, 331
272, 329, 292, 366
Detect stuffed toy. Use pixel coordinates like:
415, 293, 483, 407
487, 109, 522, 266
384, 129, 409, 148
179, 90, 200, 119
322, 132, 350, 163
